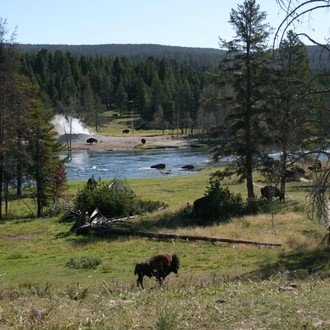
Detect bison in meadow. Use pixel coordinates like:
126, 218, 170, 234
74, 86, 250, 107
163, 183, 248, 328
134, 253, 180, 289
261, 186, 285, 202
193, 196, 209, 212
122, 129, 129, 134
284, 169, 296, 181
291, 165, 305, 177
308, 160, 322, 172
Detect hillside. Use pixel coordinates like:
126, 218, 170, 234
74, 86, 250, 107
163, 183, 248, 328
18, 43, 225, 70
307, 45, 330, 71
18, 43, 330, 71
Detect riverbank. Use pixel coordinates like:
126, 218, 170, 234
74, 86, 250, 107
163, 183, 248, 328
59, 133, 198, 151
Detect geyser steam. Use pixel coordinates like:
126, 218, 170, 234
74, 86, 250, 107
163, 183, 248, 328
52, 115, 90, 135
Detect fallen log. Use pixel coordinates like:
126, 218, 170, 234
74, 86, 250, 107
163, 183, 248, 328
77, 227, 281, 247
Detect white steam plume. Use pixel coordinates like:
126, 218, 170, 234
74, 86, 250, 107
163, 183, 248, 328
52, 115, 90, 135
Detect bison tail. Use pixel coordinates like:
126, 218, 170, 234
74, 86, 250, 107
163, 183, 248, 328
134, 264, 140, 275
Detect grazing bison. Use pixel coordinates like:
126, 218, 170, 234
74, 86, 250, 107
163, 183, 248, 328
284, 169, 296, 181
134, 253, 180, 289
261, 186, 285, 202
308, 160, 322, 171
87, 176, 97, 190
122, 129, 129, 134
151, 163, 166, 169
87, 137, 98, 144
193, 196, 209, 212
308, 166, 317, 171
291, 165, 305, 177
141, 138, 146, 144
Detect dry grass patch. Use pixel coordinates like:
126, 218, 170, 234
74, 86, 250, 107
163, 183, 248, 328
2, 276, 330, 329
155, 211, 324, 252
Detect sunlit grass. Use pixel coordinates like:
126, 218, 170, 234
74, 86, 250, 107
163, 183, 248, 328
1, 167, 330, 329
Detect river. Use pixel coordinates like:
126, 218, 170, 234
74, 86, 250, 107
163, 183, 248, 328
61, 147, 215, 182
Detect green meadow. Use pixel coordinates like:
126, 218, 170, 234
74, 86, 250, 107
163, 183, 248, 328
1, 167, 330, 329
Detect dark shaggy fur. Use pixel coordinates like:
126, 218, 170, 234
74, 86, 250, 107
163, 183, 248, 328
261, 186, 285, 202
134, 253, 180, 289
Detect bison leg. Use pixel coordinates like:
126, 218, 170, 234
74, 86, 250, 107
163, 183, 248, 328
155, 264, 166, 287
157, 274, 167, 287
137, 274, 144, 289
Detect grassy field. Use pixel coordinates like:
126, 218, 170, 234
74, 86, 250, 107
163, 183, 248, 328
1, 166, 330, 329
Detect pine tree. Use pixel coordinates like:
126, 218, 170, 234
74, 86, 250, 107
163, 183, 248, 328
113, 82, 128, 116
152, 105, 168, 134
23, 83, 64, 217
0, 18, 21, 218
271, 31, 315, 191
51, 161, 68, 209
213, 0, 274, 199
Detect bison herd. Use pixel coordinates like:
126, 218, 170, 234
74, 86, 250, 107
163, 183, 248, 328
133, 163, 323, 288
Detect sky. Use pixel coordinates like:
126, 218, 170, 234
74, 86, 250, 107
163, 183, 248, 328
2, 0, 330, 49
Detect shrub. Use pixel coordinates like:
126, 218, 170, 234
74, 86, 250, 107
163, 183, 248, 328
74, 177, 165, 218
195, 177, 245, 224
65, 256, 102, 269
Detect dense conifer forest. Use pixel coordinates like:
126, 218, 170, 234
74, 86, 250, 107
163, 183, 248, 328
18, 43, 224, 70
18, 45, 223, 132
17, 43, 330, 135
18, 43, 330, 71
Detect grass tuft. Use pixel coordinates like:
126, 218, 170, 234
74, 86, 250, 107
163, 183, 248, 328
65, 256, 102, 269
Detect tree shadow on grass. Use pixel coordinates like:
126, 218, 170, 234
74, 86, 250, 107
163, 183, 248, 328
241, 247, 330, 281
131, 206, 232, 231
132, 211, 196, 231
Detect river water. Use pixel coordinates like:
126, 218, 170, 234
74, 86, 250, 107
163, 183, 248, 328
61, 147, 214, 182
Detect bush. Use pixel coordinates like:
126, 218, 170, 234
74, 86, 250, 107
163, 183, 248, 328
195, 177, 245, 224
74, 177, 165, 218
194, 177, 278, 225
65, 256, 102, 269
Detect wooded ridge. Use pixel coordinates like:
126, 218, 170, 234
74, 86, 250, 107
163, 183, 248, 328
18, 43, 225, 71
18, 43, 330, 71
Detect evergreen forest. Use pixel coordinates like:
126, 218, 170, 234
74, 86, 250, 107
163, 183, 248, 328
19, 46, 222, 133
18, 43, 330, 136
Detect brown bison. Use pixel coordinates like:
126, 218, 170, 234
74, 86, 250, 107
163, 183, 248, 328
284, 169, 296, 181
308, 160, 322, 171
134, 253, 180, 289
261, 186, 285, 202
193, 196, 209, 212
291, 165, 305, 177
